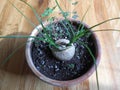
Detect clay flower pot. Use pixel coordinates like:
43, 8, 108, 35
25, 19, 101, 87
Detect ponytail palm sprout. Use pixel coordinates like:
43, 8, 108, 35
0, 0, 120, 90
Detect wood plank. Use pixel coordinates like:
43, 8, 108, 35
0, 0, 120, 90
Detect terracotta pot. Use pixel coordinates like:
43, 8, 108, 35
25, 19, 101, 87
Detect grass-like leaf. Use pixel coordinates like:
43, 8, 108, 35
67, 0, 72, 2
0, 35, 59, 48
55, 0, 75, 38
0, 42, 26, 67
72, 1, 78, 5
77, 5, 91, 31
61, 21, 71, 39
7, 0, 36, 28
47, 17, 55, 22
90, 17, 120, 29
41, 6, 57, 17
79, 41, 99, 90
70, 5, 91, 44
72, 14, 79, 19
20, 0, 42, 25
0, 35, 45, 41
20, 0, 58, 48
4, 1, 120, 89
93, 29, 120, 32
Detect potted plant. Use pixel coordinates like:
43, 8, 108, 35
26, 17, 101, 87
0, 0, 120, 89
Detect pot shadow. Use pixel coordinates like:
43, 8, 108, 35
0, 0, 49, 75
0, 32, 33, 75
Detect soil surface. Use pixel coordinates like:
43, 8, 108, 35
31, 20, 97, 80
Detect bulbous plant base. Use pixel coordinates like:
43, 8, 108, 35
50, 39, 75, 61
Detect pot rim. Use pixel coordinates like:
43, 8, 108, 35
25, 18, 101, 87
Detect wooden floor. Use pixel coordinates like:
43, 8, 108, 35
0, 0, 120, 90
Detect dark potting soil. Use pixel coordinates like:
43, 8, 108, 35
31, 20, 97, 80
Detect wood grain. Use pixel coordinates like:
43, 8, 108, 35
0, 0, 120, 90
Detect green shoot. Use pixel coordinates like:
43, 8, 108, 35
7, 0, 36, 28
55, 0, 75, 38
61, 21, 71, 38
72, 1, 78, 5
0, 35, 45, 42
1, 0, 120, 89
0, 35, 58, 49
68, 4, 91, 44
72, 14, 79, 19
20, 0, 43, 25
70, 17, 120, 45
77, 5, 91, 31
18, 0, 60, 48
93, 29, 120, 32
68, 63, 75, 69
20, 0, 57, 47
41, 6, 57, 17
90, 17, 120, 29
0, 42, 26, 67
79, 41, 99, 90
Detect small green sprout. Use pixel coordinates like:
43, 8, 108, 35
68, 64, 75, 69
72, 1, 78, 5
41, 6, 57, 17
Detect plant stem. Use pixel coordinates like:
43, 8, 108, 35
93, 29, 120, 32
79, 41, 99, 90
61, 21, 71, 38
90, 17, 120, 29
0, 35, 59, 49
0, 35, 44, 41
77, 5, 91, 31
7, 0, 36, 28
55, 0, 75, 37
0, 42, 27, 67
16, 0, 58, 48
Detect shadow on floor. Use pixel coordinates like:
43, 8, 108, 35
0, 32, 33, 75
0, 0, 49, 75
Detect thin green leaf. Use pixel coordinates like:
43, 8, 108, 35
0, 42, 26, 66
20, 0, 46, 33
70, 30, 86, 43
77, 24, 85, 35
20, 0, 57, 47
0, 35, 47, 42
72, 1, 78, 5
72, 14, 79, 19
8, 0, 48, 41
93, 29, 120, 32
79, 41, 99, 90
68, 64, 75, 69
72, 28, 120, 44
77, 5, 91, 31
55, 0, 75, 37
41, 6, 57, 17
20, 0, 43, 27
47, 17, 55, 22
72, 11, 77, 14
70, 5, 91, 44
90, 17, 120, 29
67, 0, 72, 2
7, 0, 36, 28
59, 12, 70, 17
61, 21, 71, 39
63, 12, 70, 17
